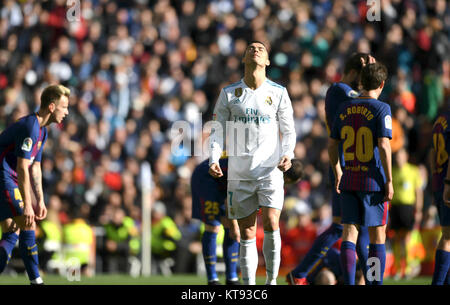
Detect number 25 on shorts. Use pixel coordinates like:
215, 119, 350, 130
205, 201, 219, 215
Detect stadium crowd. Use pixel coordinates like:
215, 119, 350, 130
0, 0, 449, 279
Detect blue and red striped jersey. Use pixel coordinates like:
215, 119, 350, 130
325, 82, 360, 182
431, 110, 450, 192
191, 157, 228, 193
0, 114, 48, 185
330, 98, 392, 192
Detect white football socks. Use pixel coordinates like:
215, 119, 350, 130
240, 238, 258, 285
263, 230, 281, 285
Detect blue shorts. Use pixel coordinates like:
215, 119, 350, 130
0, 181, 24, 221
434, 191, 450, 227
331, 187, 342, 218
340, 191, 389, 227
191, 182, 226, 226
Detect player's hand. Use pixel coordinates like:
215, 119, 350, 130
34, 201, 47, 221
209, 163, 223, 178
23, 204, 35, 227
278, 156, 291, 172
444, 184, 450, 208
334, 175, 342, 194
361, 55, 376, 67
229, 221, 241, 243
384, 181, 394, 202
334, 168, 342, 194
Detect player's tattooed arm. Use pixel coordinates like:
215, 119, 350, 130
17, 157, 34, 226
30, 162, 47, 220
30, 162, 44, 203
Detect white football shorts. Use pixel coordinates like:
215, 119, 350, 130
226, 178, 285, 219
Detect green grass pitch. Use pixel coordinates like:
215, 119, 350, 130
0, 274, 433, 285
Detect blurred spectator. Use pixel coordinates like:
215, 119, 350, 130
281, 200, 317, 269
36, 195, 64, 274
102, 207, 140, 274
62, 206, 95, 277
151, 201, 181, 275
390, 148, 424, 279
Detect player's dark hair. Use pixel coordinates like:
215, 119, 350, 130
344, 53, 370, 75
285, 159, 304, 183
361, 62, 388, 91
40, 84, 70, 109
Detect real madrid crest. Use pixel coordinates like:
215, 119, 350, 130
235, 88, 243, 97
265, 96, 273, 106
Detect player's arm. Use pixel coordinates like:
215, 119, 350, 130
30, 161, 47, 220
444, 160, 450, 207
328, 137, 342, 194
378, 137, 394, 201
277, 88, 296, 172
209, 89, 229, 178
16, 157, 34, 226
414, 174, 424, 228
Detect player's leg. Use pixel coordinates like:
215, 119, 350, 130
221, 215, 240, 284
258, 178, 285, 285
365, 192, 389, 285
432, 192, 450, 285
339, 191, 360, 285
0, 185, 23, 275
261, 206, 281, 285
367, 224, 387, 285
237, 211, 258, 285
432, 226, 450, 285
229, 180, 259, 285
191, 176, 225, 285
287, 187, 343, 284
341, 223, 359, 285
356, 225, 370, 284
202, 224, 221, 284
14, 215, 43, 284
0, 219, 19, 274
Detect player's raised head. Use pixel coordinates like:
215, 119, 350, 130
284, 159, 304, 184
243, 40, 270, 66
361, 62, 388, 91
40, 84, 70, 108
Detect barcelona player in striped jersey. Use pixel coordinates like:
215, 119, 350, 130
329, 62, 393, 285
287, 53, 373, 285
192, 156, 304, 285
0, 85, 70, 285
191, 156, 241, 285
431, 108, 450, 285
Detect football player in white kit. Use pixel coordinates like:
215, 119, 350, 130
208, 41, 296, 285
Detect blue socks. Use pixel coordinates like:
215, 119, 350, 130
432, 249, 450, 285
18, 230, 41, 282
292, 222, 343, 278
356, 226, 370, 284
202, 231, 218, 282
341, 241, 356, 285
223, 228, 239, 281
0, 232, 19, 273
368, 243, 386, 285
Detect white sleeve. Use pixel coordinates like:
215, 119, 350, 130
209, 89, 229, 166
277, 88, 296, 159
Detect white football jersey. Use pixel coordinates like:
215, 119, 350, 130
209, 78, 296, 181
